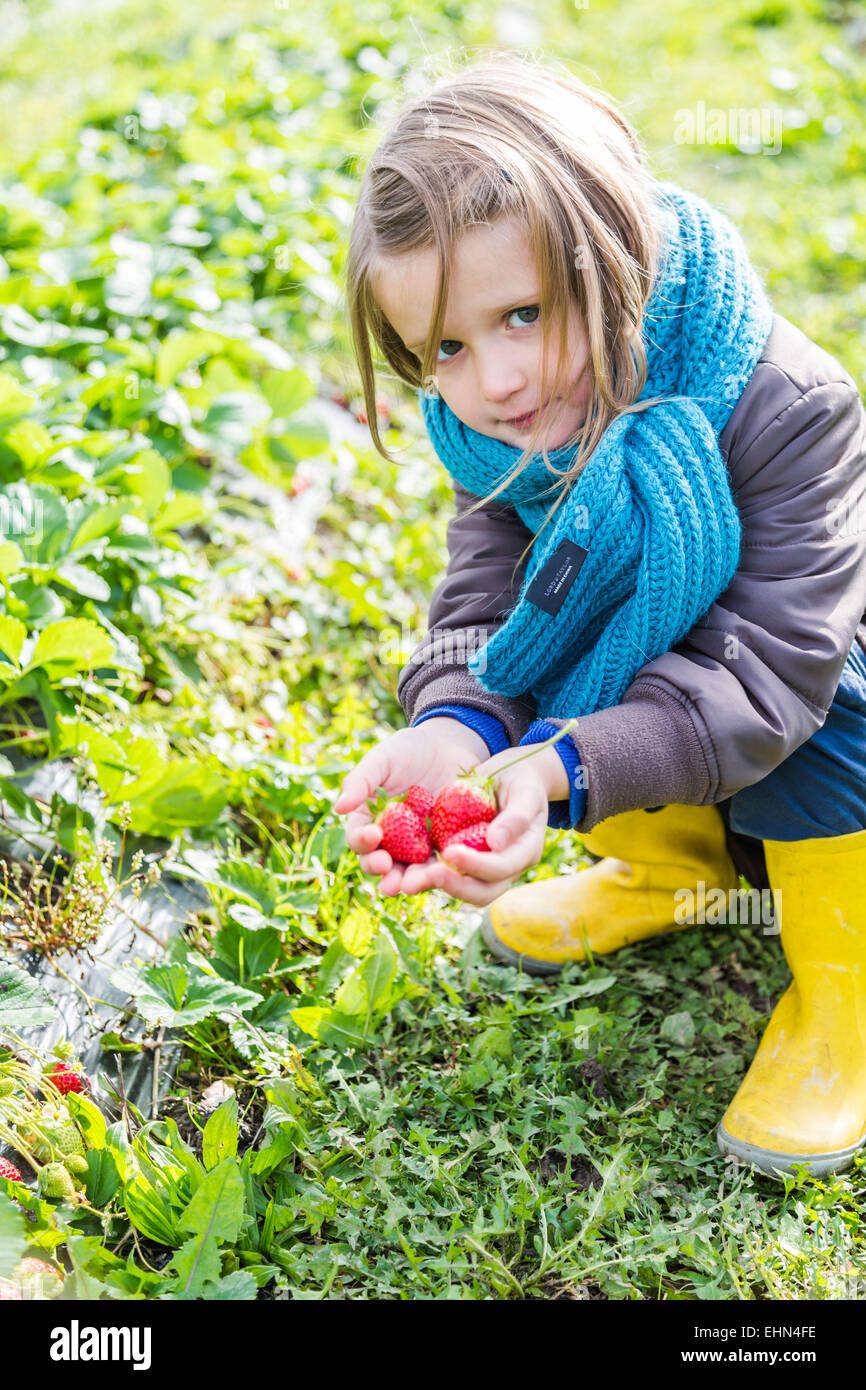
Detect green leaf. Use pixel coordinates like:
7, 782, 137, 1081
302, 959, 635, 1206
292, 1004, 375, 1051
53, 562, 111, 601
122, 762, 228, 834
261, 367, 315, 418
120, 449, 172, 517
84, 1149, 120, 1208
179, 1157, 245, 1243
213, 920, 282, 981
290, 1005, 329, 1039
0, 1192, 27, 1279
0, 960, 57, 1026
338, 905, 376, 957
227, 903, 269, 931
199, 1268, 258, 1299
26, 619, 114, 675
217, 860, 282, 914
0, 541, 23, 577
164, 1232, 222, 1297
68, 500, 128, 551
202, 1097, 239, 1172
67, 1092, 107, 1150
360, 932, 397, 1015
660, 1011, 696, 1047
99, 1031, 143, 1054
104, 1121, 133, 1183
319, 1009, 377, 1050
156, 330, 225, 387
110, 961, 261, 1027
152, 492, 207, 534
123, 1173, 183, 1246
0, 372, 36, 420
0, 615, 26, 665
0, 780, 44, 824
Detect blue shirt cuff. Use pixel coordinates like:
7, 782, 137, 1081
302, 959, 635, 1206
519, 719, 586, 829
411, 704, 510, 757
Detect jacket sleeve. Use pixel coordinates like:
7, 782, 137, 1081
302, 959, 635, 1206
542, 379, 866, 833
396, 482, 538, 744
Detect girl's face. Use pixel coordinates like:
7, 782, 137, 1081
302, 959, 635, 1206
373, 216, 592, 450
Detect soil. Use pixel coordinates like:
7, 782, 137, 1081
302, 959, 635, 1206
716, 956, 778, 1014
159, 1085, 264, 1159
578, 1057, 611, 1102
535, 1147, 604, 1192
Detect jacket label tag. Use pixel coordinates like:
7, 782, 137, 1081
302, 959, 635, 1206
526, 539, 588, 616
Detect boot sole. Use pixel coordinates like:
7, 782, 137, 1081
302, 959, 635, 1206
479, 905, 686, 975
479, 908, 569, 976
717, 1121, 866, 1178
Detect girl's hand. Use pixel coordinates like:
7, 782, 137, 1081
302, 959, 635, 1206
333, 717, 490, 896
423, 743, 566, 908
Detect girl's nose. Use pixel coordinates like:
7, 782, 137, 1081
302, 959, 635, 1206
477, 358, 527, 406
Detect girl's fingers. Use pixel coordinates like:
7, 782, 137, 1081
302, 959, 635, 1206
333, 776, 367, 815
379, 865, 408, 895
358, 848, 392, 877
434, 862, 516, 907
344, 807, 384, 853
485, 810, 531, 852
440, 827, 540, 883
398, 859, 441, 895
334, 754, 389, 814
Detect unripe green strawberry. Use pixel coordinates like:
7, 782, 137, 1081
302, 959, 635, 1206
376, 800, 432, 865
441, 820, 492, 852
66, 1153, 88, 1176
0, 1078, 16, 1097
38, 1162, 77, 1199
25, 1106, 86, 1165
430, 777, 497, 851
0, 1157, 22, 1181
48, 1118, 85, 1160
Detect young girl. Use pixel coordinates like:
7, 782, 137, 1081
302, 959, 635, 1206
332, 55, 866, 1178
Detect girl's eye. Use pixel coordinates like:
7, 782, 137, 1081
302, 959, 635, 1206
434, 306, 539, 363
436, 340, 462, 363
508, 305, 540, 328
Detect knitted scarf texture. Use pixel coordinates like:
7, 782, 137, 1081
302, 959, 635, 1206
417, 180, 775, 721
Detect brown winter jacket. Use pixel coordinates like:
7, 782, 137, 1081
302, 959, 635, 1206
396, 313, 866, 835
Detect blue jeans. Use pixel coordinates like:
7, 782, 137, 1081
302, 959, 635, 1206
725, 633, 866, 843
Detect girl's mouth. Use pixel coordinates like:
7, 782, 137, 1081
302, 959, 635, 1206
503, 398, 550, 430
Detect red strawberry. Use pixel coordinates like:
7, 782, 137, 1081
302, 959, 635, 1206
376, 801, 432, 865
441, 820, 492, 852
0, 1256, 63, 1300
430, 778, 497, 851
17, 1257, 57, 1278
45, 1064, 86, 1096
0, 1158, 22, 1182
355, 393, 390, 427
404, 784, 435, 822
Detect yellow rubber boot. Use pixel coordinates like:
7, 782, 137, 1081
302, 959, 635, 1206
479, 803, 739, 975
717, 825, 866, 1177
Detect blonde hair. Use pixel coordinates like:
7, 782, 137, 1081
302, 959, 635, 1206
344, 51, 672, 573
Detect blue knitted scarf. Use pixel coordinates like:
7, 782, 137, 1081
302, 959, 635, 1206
417, 180, 774, 721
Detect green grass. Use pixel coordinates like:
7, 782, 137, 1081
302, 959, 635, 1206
0, 0, 864, 1300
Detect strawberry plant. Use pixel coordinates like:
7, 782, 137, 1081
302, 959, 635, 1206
0, 0, 863, 1310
